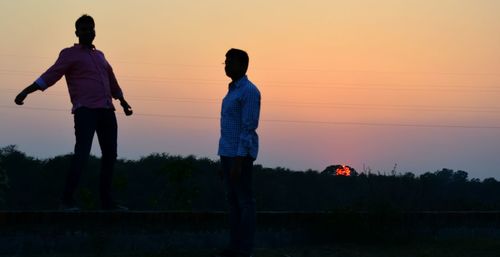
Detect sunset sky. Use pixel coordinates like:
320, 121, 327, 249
1, 0, 500, 179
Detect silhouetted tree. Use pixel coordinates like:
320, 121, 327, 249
2, 145, 500, 212
0, 159, 8, 206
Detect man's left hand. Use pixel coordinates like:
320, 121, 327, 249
120, 99, 133, 116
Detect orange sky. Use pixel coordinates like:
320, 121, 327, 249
1, 1, 500, 178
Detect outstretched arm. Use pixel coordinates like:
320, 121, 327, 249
15, 48, 72, 106
14, 83, 40, 105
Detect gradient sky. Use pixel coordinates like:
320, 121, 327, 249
1, 0, 500, 179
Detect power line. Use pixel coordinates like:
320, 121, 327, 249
2, 70, 500, 92
2, 88, 500, 114
2, 53, 500, 77
2, 105, 500, 130
6, 68, 486, 91
264, 119, 500, 130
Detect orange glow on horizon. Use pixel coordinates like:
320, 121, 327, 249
335, 165, 351, 176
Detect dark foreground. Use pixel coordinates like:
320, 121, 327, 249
1, 239, 499, 257
1, 211, 500, 256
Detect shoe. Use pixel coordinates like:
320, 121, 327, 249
102, 203, 129, 211
59, 203, 81, 212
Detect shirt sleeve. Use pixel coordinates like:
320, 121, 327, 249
36, 49, 72, 91
106, 63, 124, 99
237, 86, 261, 156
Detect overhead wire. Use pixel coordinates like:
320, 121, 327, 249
1, 68, 500, 93
2, 55, 500, 129
2, 88, 500, 114
1, 105, 500, 131
2, 53, 500, 77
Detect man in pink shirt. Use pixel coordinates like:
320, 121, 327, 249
14, 15, 133, 211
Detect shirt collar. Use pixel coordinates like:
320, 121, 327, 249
74, 43, 96, 50
228, 75, 248, 90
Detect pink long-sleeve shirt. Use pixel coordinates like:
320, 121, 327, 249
35, 44, 123, 113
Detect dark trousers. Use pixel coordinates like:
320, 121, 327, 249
62, 107, 118, 208
221, 156, 256, 256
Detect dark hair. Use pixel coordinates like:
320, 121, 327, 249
226, 48, 249, 71
75, 14, 94, 30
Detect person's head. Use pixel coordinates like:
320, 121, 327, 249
75, 15, 95, 46
225, 48, 249, 80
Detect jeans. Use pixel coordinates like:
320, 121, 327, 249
221, 156, 256, 256
62, 107, 118, 208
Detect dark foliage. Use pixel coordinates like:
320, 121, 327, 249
1, 145, 500, 211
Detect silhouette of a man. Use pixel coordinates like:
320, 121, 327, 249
14, 15, 133, 211
216, 49, 261, 257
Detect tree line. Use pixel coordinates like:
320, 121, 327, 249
1, 145, 499, 211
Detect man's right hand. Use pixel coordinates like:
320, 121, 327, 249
230, 157, 244, 182
15, 83, 40, 105
14, 91, 27, 105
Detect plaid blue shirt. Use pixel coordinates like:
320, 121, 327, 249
218, 75, 261, 159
